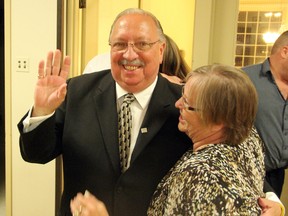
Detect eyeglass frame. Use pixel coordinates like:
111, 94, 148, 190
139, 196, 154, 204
109, 39, 161, 52
181, 86, 199, 112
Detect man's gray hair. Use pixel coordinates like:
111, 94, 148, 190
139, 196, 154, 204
109, 8, 165, 42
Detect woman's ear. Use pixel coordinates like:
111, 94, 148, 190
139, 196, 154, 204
210, 123, 224, 132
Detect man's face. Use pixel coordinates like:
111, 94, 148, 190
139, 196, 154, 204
109, 13, 165, 93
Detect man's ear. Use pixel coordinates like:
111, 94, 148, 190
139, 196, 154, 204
159, 42, 166, 64
281, 46, 288, 59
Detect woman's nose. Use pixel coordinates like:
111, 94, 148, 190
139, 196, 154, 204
175, 97, 182, 109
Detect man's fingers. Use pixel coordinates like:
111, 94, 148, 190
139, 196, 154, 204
45, 51, 54, 76
38, 60, 45, 78
52, 49, 62, 76
40, 50, 70, 79
60, 55, 71, 79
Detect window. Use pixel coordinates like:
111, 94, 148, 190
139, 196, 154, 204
235, 11, 282, 67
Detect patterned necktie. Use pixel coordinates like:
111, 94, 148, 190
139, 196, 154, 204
118, 93, 135, 172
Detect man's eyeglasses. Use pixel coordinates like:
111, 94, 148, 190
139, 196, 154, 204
181, 86, 199, 112
109, 40, 160, 52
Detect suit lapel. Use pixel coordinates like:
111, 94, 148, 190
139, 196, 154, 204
92, 74, 120, 174
131, 76, 176, 163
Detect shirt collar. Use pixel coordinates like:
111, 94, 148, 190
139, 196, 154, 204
116, 76, 158, 109
262, 58, 272, 75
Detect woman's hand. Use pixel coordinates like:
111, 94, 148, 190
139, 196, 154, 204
259, 197, 283, 216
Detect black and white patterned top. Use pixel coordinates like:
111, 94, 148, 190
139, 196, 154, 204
148, 128, 265, 216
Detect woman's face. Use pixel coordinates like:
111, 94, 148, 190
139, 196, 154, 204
175, 78, 224, 144
175, 79, 206, 142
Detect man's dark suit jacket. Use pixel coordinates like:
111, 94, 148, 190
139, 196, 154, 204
18, 70, 191, 216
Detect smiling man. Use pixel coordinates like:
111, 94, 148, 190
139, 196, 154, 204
18, 8, 191, 216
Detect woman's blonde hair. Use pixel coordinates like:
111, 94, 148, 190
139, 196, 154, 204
160, 34, 190, 80
185, 64, 258, 144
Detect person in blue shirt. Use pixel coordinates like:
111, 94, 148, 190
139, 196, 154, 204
242, 30, 288, 198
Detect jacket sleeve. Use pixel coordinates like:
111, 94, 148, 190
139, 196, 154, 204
17, 112, 63, 164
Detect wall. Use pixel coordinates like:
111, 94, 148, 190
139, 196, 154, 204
5, 0, 57, 215
192, 0, 239, 69
141, 0, 195, 69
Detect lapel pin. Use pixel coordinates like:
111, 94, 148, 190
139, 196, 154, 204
141, 128, 148, 133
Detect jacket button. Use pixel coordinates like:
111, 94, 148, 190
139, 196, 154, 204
116, 187, 123, 193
